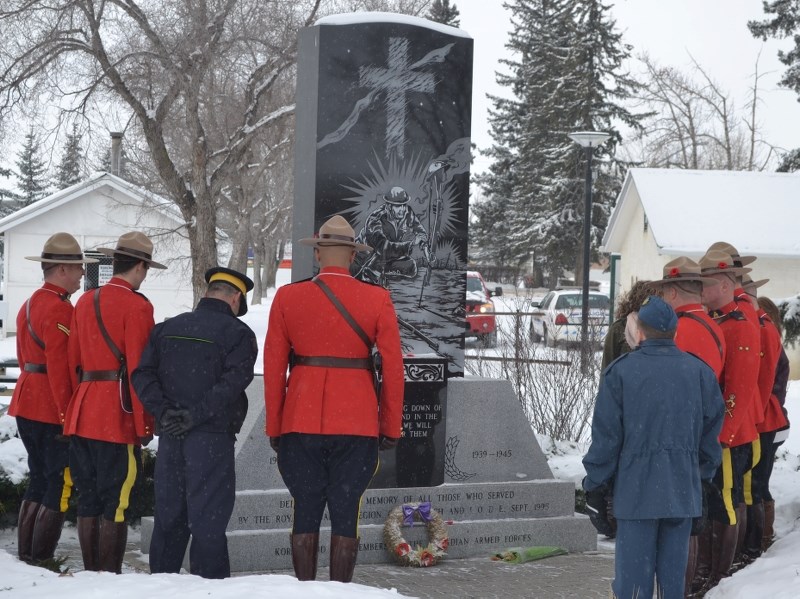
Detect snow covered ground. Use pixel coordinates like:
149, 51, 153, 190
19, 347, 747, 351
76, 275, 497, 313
1, 274, 799, 596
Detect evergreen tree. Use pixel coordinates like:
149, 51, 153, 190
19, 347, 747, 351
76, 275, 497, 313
54, 123, 84, 189
427, 0, 461, 27
750, 2, 800, 169
0, 165, 18, 216
16, 128, 48, 206
473, 0, 640, 285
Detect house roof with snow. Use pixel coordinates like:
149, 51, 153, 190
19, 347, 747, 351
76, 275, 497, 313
0, 171, 182, 234
602, 168, 800, 258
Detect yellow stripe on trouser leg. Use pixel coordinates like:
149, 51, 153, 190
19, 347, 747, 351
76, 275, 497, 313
114, 445, 138, 523
355, 455, 381, 538
60, 467, 74, 512
721, 447, 736, 525
743, 438, 761, 506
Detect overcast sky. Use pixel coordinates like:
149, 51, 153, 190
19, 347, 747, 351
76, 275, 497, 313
459, 0, 800, 174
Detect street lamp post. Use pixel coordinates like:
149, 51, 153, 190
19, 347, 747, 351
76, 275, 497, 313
568, 131, 611, 372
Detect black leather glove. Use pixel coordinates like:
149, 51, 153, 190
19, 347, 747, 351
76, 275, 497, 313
583, 478, 614, 536
379, 435, 399, 451
160, 408, 193, 438
692, 480, 717, 536
269, 436, 280, 452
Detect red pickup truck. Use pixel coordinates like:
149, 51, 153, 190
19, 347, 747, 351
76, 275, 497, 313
465, 271, 502, 347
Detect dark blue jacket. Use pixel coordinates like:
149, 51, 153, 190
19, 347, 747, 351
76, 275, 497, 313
583, 338, 724, 519
133, 297, 257, 434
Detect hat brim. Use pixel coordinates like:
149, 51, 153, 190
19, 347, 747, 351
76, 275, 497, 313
25, 256, 99, 264
298, 238, 372, 252
700, 266, 752, 277
649, 275, 720, 287
743, 278, 769, 290
737, 255, 757, 266
97, 247, 167, 269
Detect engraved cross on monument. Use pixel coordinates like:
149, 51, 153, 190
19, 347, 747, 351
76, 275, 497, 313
360, 37, 436, 159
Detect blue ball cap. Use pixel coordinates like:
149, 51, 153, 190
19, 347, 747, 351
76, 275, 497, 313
638, 295, 677, 332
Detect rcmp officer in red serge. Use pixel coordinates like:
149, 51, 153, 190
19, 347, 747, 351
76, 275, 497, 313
132, 267, 257, 579
64, 231, 165, 573
265, 215, 405, 583
8, 233, 97, 564
695, 249, 760, 592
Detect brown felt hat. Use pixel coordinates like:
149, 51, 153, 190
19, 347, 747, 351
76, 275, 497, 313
26, 232, 98, 264
707, 241, 756, 267
741, 273, 769, 292
699, 250, 751, 277
298, 215, 371, 252
649, 256, 719, 287
97, 231, 167, 269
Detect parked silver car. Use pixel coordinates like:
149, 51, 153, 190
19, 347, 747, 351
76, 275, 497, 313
530, 288, 610, 348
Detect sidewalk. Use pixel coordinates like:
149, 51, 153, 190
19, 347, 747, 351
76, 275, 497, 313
1, 525, 617, 598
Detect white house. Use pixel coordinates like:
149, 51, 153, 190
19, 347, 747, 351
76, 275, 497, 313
603, 168, 800, 300
602, 167, 800, 375
0, 172, 195, 334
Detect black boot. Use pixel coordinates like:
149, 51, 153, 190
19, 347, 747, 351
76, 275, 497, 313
329, 535, 359, 583
98, 519, 128, 574
291, 532, 319, 581
17, 500, 41, 563
31, 505, 66, 562
77, 516, 101, 571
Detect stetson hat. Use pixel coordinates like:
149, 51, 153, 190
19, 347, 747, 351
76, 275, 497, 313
649, 256, 719, 287
97, 231, 167, 269
707, 241, 756, 267
741, 273, 769, 293
205, 267, 254, 316
298, 215, 371, 252
26, 232, 98, 264
699, 250, 751, 277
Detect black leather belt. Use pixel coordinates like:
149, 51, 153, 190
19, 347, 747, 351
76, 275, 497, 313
80, 369, 120, 382
23, 363, 47, 374
292, 355, 372, 370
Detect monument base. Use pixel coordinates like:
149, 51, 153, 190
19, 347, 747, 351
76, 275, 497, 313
140, 377, 596, 572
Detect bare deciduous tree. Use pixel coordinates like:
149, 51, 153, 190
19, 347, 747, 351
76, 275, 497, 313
626, 54, 777, 171
0, 0, 325, 300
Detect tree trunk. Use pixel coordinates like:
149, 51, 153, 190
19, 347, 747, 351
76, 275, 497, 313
189, 191, 219, 304
251, 240, 265, 305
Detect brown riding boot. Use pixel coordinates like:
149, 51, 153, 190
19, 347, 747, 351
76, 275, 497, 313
690, 526, 712, 593
16, 500, 41, 563
743, 501, 765, 559
712, 520, 738, 582
685, 535, 698, 597
329, 535, 359, 583
762, 500, 776, 551
31, 505, 66, 562
290, 533, 319, 581
77, 516, 101, 571
98, 519, 128, 574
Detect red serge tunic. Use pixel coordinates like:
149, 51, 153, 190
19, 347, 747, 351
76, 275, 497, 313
711, 301, 760, 448
674, 303, 726, 381
264, 267, 405, 439
8, 283, 75, 425
734, 289, 764, 425
756, 310, 788, 434
63, 278, 155, 444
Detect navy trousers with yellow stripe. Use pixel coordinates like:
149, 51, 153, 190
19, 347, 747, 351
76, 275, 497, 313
69, 436, 138, 522
16, 417, 72, 512
278, 433, 379, 538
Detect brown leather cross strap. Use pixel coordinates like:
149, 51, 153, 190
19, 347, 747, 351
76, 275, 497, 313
80, 369, 120, 382
676, 311, 724, 361
23, 363, 47, 374
25, 298, 46, 351
292, 354, 372, 370
312, 277, 372, 349
92, 288, 132, 413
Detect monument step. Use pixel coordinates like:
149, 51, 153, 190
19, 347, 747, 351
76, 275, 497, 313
140, 513, 596, 572
230, 479, 576, 530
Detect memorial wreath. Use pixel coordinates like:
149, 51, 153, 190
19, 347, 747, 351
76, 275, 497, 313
383, 502, 449, 567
